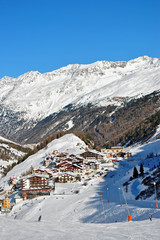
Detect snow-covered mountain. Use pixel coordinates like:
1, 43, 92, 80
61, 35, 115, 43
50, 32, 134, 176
1, 55, 160, 239
0, 56, 160, 121
0, 56, 160, 145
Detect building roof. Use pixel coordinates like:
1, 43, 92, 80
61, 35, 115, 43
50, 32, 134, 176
111, 146, 124, 149
21, 173, 49, 180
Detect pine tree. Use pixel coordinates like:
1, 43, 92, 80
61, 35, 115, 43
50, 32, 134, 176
140, 163, 144, 177
133, 166, 138, 178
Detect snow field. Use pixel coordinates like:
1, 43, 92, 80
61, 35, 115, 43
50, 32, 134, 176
0, 133, 160, 239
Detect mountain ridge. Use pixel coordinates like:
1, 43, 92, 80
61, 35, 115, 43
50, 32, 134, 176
0, 56, 160, 145
0, 56, 160, 120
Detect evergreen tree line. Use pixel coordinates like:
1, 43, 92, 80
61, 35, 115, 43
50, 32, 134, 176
133, 163, 144, 179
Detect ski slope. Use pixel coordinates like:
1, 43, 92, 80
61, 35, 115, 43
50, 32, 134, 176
1, 174, 160, 240
0, 134, 160, 239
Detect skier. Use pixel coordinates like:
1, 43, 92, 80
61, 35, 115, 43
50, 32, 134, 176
149, 213, 152, 221
38, 215, 42, 222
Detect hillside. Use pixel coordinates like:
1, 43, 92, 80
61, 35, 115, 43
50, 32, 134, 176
16, 90, 160, 150
0, 133, 160, 240
0, 134, 87, 184
0, 136, 33, 178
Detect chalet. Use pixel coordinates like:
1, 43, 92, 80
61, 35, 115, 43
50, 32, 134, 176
101, 149, 111, 153
63, 164, 83, 174
0, 198, 10, 213
56, 153, 68, 159
101, 149, 113, 158
57, 161, 71, 168
2, 198, 9, 209
33, 169, 52, 178
101, 146, 125, 155
111, 146, 125, 153
80, 151, 104, 161
85, 161, 100, 171
21, 173, 53, 199
58, 172, 77, 183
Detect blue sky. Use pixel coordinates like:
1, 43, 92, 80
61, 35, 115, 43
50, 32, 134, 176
0, 0, 160, 78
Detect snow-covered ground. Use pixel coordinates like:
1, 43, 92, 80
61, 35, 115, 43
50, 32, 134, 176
0, 134, 160, 239
1, 216, 160, 240
0, 174, 160, 240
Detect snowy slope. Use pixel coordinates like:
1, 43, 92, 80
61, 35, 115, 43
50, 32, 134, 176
1, 132, 160, 193
0, 215, 159, 240
0, 134, 87, 187
0, 56, 160, 121
0, 133, 160, 239
0, 136, 29, 179
0, 135, 16, 144
127, 125, 160, 159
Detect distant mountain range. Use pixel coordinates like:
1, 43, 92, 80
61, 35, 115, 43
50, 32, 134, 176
0, 56, 160, 147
